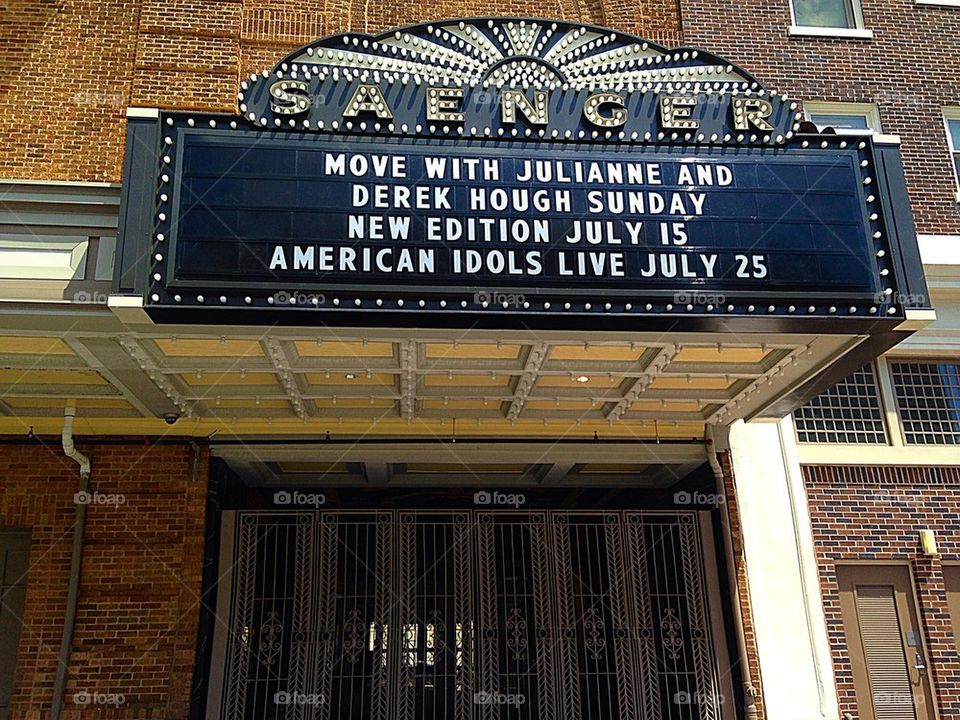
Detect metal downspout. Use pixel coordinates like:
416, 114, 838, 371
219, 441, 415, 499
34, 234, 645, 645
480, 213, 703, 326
706, 424, 759, 720
51, 403, 91, 720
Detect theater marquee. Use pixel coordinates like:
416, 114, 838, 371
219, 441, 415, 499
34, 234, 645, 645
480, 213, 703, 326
117, 17, 929, 330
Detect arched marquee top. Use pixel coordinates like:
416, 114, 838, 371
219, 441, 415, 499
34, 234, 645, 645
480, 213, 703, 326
272, 17, 762, 90
237, 17, 800, 146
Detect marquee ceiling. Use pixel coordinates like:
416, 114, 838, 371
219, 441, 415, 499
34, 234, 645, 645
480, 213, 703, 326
0, 316, 864, 440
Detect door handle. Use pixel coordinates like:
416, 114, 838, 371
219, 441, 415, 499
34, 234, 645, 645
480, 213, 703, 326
915, 651, 927, 679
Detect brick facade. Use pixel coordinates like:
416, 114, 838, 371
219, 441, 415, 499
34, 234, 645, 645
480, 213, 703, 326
0, 440, 208, 719
803, 465, 960, 719
682, 0, 960, 236
0, 0, 647, 184
5, 0, 957, 236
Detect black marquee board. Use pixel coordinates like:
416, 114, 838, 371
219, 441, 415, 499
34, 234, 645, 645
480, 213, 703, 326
116, 17, 930, 331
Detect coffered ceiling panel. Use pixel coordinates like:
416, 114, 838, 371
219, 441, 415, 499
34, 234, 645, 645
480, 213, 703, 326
0, 321, 867, 438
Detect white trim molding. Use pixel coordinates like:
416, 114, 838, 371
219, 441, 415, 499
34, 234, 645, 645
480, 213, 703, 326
126, 107, 160, 119
895, 309, 938, 331
917, 234, 960, 266
788, 25, 873, 39
915, 0, 960, 6
107, 294, 152, 325
874, 133, 901, 145
804, 100, 882, 133
797, 444, 960, 466
944, 108, 960, 201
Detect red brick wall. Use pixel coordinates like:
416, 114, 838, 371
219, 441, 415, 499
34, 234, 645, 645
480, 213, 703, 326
803, 465, 960, 719
681, 0, 960, 235
4, 1, 956, 232
0, 439, 208, 719
2, 0, 956, 233
0, 0, 670, 183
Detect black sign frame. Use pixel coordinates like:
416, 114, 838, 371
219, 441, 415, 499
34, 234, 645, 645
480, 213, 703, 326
115, 18, 930, 333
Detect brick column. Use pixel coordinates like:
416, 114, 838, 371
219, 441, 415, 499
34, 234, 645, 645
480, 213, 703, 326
718, 448, 767, 720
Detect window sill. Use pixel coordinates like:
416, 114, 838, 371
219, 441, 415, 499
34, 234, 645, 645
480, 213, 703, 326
788, 25, 874, 39
915, 0, 960, 6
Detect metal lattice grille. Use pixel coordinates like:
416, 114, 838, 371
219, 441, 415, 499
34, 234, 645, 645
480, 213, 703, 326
793, 364, 887, 444
218, 510, 722, 720
890, 361, 960, 445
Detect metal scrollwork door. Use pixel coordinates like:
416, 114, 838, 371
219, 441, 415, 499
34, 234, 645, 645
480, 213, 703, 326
218, 510, 723, 720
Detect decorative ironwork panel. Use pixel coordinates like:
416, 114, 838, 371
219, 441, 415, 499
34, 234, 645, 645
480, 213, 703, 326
312, 512, 340, 720
551, 514, 582, 720
322, 512, 392, 720
623, 512, 722, 720
395, 513, 477, 720
551, 513, 637, 720
624, 514, 662, 720
476, 514, 500, 720
285, 514, 316, 720
476, 512, 556, 720
221, 513, 305, 720
453, 516, 476, 720
218, 508, 723, 720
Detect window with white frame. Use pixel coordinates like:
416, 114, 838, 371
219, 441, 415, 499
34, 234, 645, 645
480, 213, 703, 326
804, 102, 881, 134
945, 110, 960, 200
790, 0, 867, 31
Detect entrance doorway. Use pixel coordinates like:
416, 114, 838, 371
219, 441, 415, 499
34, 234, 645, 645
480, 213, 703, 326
209, 507, 727, 720
836, 564, 937, 720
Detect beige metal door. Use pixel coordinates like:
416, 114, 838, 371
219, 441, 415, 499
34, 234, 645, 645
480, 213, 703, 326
836, 565, 935, 720
944, 566, 960, 653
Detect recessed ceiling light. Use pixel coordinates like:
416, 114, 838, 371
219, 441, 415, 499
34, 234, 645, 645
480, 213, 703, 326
344, 373, 357, 380
575, 375, 590, 383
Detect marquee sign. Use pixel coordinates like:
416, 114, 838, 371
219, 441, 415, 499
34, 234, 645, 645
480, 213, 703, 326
118, 17, 928, 329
